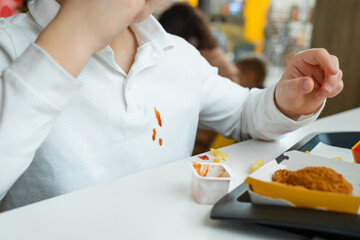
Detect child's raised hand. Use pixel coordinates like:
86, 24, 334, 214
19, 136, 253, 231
36, 0, 146, 76
54, 0, 146, 52
274, 48, 343, 120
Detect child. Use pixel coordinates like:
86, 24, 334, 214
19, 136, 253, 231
159, 3, 240, 84
236, 56, 266, 89
0, 0, 343, 211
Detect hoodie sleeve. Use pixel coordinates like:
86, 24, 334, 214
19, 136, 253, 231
0, 29, 82, 200
196, 48, 323, 142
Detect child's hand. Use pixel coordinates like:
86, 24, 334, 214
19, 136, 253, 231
36, 0, 146, 77
55, 0, 146, 51
274, 48, 343, 120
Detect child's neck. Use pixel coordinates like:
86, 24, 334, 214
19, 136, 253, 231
110, 27, 139, 74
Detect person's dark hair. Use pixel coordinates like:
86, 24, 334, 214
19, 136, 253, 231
158, 3, 217, 50
236, 57, 266, 88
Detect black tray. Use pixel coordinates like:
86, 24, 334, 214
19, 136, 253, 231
211, 132, 360, 239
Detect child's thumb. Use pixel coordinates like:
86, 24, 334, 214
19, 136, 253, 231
285, 76, 314, 96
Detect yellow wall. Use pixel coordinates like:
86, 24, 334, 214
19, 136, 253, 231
179, 0, 199, 7
244, 0, 270, 52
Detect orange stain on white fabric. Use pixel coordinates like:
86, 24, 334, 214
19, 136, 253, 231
154, 108, 162, 127
152, 128, 157, 141
152, 107, 163, 146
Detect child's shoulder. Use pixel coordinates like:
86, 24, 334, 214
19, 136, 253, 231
164, 33, 202, 57
166, 34, 193, 48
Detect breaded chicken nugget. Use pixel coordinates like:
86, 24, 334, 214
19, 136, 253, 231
272, 169, 290, 183
272, 167, 353, 195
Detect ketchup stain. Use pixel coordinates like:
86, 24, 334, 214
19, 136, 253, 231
152, 128, 157, 141
153, 107, 163, 146
217, 168, 227, 178
198, 155, 209, 160
192, 162, 209, 177
154, 108, 162, 127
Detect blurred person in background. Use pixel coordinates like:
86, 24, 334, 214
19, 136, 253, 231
211, 56, 268, 150
285, 6, 306, 65
236, 57, 266, 89
159, 2, 241, 155
159, 2, 240, 85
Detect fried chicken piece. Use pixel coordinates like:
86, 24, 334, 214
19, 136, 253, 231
272, 167, 353, 195
273, 169, 290, 183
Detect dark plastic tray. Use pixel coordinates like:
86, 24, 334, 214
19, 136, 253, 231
211, 132, 360, 239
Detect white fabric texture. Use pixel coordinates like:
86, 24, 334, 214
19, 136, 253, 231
0, 0, 323, 211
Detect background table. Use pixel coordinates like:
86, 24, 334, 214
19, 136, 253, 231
0, 108, 359, 240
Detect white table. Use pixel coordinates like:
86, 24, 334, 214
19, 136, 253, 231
0, 108, 359, 240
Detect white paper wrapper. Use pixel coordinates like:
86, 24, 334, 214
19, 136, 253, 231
310, 142, 354, 162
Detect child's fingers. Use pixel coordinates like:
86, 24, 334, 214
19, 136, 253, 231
282, 76, 315, 98
316, 69, 343, 98
312, 66, 325, 85
325, 74, 344, 99
300, 77, 315, 94
297, 49, 339, 75
275, 76, 323, 119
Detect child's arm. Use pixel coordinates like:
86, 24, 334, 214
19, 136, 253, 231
194, 47, 342, 141
0, 0, 145, 200
274, 48, 343, 120
36, 0, 145, 76
0, 40, 82, 201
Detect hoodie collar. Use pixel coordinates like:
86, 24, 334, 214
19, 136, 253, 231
28, 0, 60, 29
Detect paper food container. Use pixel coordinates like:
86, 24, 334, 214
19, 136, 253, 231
244, 150, 360, 215
190, 162, 233, 205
